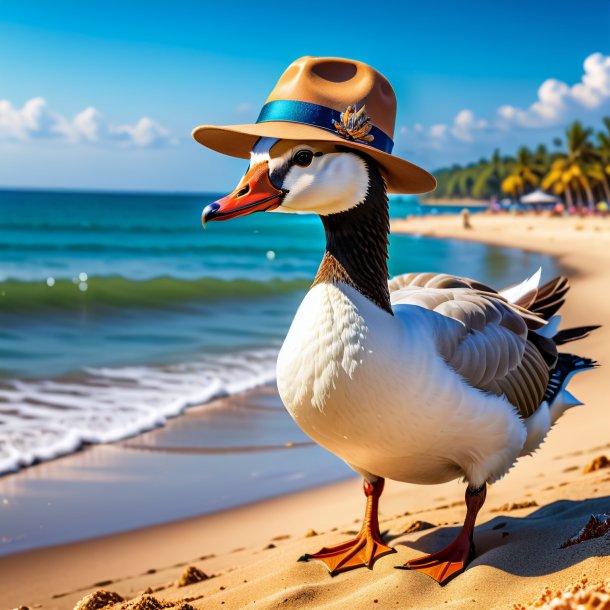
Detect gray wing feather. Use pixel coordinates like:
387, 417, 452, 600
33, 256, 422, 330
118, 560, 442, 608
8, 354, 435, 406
390, 272, 550, 418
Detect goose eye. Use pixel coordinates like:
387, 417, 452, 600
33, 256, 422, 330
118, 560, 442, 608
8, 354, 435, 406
293, 150, 314, 167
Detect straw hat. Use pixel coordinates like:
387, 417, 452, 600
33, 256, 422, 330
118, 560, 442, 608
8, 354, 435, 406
192, 56, 436, 194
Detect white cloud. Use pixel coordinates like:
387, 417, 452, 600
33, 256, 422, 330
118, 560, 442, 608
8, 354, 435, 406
109, 117, 176, 148
451, 110, 489, 142
0, 97, 60, 140
0, 97, 177, 148
70, 107, 104, 142
399, 52, 610, 165
495, 54, 610, 129
429, 124, 448, 139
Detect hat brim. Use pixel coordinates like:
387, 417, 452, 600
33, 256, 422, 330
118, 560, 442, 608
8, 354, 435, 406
192, 122, 436, 195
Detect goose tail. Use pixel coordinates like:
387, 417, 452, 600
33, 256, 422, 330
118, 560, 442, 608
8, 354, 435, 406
546, 353, 599, 423
501, 270, 599, 458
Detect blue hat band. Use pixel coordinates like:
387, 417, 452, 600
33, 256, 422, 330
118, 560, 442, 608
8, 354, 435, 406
256, 100, 394, 154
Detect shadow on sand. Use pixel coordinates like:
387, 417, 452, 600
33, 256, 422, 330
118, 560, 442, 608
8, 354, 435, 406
393, 495, 610, 578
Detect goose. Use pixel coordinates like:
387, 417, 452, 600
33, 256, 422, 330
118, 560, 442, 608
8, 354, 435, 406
200, 135, 599, 584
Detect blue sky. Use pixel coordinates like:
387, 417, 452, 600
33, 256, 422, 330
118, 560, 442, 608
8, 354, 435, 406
1, 1, 609, 192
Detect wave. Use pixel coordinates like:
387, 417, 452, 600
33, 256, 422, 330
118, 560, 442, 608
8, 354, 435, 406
0, 276, 309, 311
0, 348, 279, 475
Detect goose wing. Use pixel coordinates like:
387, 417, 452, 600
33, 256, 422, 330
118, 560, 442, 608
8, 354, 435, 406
389, 272, 551, 418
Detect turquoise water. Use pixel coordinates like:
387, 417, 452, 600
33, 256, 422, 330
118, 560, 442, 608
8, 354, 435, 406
0, 189, 558, 475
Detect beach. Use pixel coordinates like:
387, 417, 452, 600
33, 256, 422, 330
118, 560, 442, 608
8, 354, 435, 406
2, 211, 609, 609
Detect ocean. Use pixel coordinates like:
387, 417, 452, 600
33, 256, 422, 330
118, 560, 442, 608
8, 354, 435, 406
0, 189, 560, 552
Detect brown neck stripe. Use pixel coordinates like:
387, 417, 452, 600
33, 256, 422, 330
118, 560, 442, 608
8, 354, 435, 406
312, 153, 392, 314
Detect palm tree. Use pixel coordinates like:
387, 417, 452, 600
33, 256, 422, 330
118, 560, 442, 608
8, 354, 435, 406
594, 117, 610, 202
542, 121, 597, 209
588, 162, 610, 202
533, 144, 552, 177
501, 147, 539, 201
444, 168, 466, 198
471, 149, 508, 199
501, 175, 525, 201
566, 121, 596, 208
542, 158, 578, 208
442, 163, 481, 198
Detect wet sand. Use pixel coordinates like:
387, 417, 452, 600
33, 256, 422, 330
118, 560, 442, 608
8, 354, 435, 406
0, 385, 351, 557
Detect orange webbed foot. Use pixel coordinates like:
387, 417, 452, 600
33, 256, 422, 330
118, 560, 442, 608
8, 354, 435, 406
400, 484, 486, 585
403, 531, 474, 585
300, 528, 395, 575
299, 477, 395, 575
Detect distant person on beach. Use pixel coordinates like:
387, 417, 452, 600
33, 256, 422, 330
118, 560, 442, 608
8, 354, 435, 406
461, 208, 472, 229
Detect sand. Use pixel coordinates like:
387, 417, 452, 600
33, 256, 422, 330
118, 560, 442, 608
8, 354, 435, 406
3, 212, 610, 610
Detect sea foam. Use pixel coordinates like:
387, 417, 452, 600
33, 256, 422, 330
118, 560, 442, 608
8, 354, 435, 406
0, 348, 278, 474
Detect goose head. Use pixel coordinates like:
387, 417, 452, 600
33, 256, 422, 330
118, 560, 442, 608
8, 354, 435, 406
202, 137, 375, 225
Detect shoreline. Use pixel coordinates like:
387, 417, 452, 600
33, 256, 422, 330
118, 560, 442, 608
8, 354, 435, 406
419, 197, 489, 207
0, 384, 353, 558
3, 213, 610, 609
391, 212, 589, 278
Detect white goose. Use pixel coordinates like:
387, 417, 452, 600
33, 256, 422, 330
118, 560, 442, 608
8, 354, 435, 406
200, 136, 598, 584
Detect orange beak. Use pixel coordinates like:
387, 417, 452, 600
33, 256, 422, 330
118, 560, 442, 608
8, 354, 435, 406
202, 162, 285, 226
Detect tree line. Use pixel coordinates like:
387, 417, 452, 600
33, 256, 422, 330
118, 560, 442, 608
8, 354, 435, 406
432, 118, 610, 209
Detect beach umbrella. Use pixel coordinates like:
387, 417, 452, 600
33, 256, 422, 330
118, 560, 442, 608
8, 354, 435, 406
520, 189, 559, 205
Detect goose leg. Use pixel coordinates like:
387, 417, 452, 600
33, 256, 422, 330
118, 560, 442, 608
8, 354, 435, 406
403, 484, 486, 585
299, 477, 395, 575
